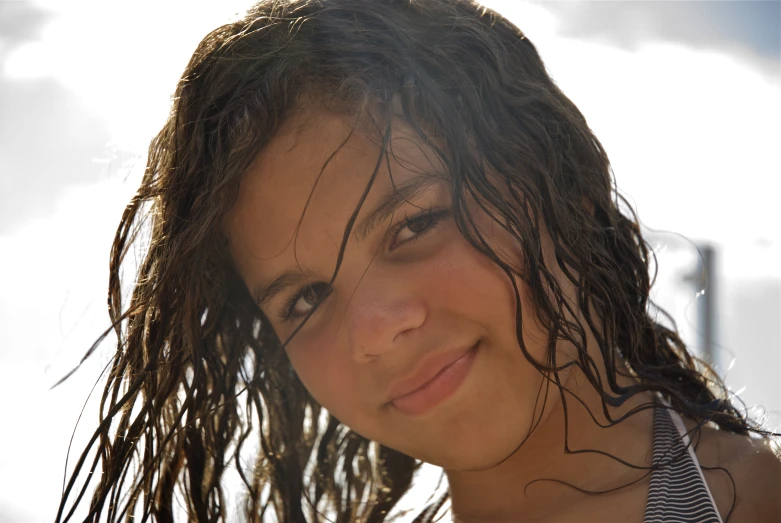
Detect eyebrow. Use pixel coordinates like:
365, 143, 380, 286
353, 172, 444, 242
252, 172, 445, 309
253, 269, 318, 309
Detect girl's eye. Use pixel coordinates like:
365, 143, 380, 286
389, 208, 450, 250
280, 208, 450, 322
281, 282, 332, 321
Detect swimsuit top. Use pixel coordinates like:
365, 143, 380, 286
643, 405, 724, 522
415, 405, 724, 522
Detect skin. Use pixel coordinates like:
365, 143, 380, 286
225, 109, 781, 522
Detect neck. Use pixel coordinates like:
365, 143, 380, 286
445, 364, 656, 523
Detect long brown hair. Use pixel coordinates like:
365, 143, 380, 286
56, 0, 766, 521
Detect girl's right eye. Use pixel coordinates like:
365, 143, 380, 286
280, 282, 332, 321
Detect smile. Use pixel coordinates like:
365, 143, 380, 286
390, 340, 480, 417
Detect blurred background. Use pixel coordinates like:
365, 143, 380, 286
0, 1, 779, 521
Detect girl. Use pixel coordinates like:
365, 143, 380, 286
56, 0, 780, 521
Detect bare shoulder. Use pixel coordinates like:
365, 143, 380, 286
689, 420, 781, 523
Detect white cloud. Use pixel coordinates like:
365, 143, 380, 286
12, 0, 776, 254
489, 0, 781, 276
0, 168, 142, 521
8, 0, 252, 151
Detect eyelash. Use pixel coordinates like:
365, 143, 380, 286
278, 207, 450, 322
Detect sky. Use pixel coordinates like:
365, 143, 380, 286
0, 1, 780, 522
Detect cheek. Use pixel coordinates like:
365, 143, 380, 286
284, 333, 359, 418
442, 241, 516, 325
446, 210, 547, 356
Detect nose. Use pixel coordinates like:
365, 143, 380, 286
345, 278, 427, 363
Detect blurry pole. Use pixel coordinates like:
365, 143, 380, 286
682, 243, 718, 367
696, 244, 717, 367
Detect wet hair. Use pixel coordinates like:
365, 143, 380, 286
56, 0, 772, 522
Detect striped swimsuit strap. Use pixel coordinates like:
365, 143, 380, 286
643, 405, 724, 523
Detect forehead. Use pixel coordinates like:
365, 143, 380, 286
224, 110, 446, 285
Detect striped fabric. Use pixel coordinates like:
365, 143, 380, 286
642, 406, 723, 523
415, 404, 724, 522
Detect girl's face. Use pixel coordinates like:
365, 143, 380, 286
226, 111, 555, 470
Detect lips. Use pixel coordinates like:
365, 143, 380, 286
387, 340, 480, 416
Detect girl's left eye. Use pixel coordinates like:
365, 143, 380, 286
280, 208, 450, 322
389, 208, 450, 250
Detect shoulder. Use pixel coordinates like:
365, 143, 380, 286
722, 434, 781, 523
689, 420, 781, 523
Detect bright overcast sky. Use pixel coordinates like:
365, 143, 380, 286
5, 0, 779, 251
0, 1, 779, 521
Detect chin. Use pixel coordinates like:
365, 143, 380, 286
432, 431, 529, 471
388, 404, 535, 471
364, 354, 544, 470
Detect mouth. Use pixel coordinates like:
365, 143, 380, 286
389, 340, 480, 417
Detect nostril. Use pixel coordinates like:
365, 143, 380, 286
345, 280, 428, 359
